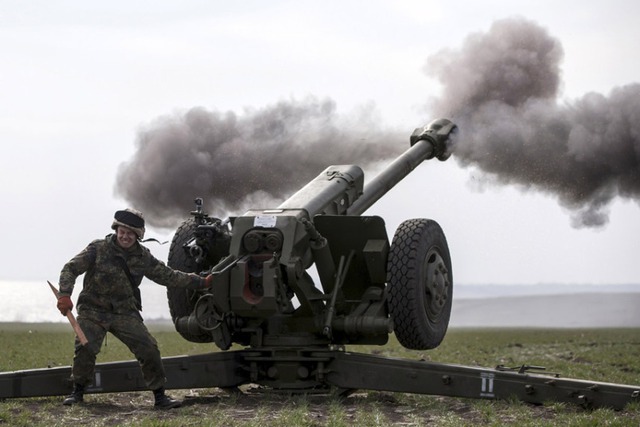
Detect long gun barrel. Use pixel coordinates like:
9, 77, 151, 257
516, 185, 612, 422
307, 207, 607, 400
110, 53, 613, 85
276, 118, 457, 219
347, 118, 457, 216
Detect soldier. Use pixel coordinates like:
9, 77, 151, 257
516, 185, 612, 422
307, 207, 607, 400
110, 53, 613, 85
55, 208, 212, 409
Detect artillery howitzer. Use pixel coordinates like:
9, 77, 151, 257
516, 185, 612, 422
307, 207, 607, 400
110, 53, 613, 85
1, 119, 639, 410
169, 118, 457, 353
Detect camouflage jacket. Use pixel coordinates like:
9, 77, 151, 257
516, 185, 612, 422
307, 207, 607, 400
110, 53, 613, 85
59, 234, 202, 314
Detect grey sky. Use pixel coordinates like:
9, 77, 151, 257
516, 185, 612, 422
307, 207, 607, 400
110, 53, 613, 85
1, 0, 638, 286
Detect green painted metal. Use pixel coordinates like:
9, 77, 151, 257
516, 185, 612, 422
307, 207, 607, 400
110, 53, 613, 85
2, 118, 638, 409
1, 350, 638, 409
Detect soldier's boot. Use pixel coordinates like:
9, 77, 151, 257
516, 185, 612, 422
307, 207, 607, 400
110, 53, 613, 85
153, 387, 182, 409
62, 383, 84, 406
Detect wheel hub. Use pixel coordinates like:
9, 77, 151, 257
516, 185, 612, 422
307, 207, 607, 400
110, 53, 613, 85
424, 249, 450, 320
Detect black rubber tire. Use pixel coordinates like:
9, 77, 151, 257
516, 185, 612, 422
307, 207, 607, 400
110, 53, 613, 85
167, 218, 213, 343
387, 219, 453, 350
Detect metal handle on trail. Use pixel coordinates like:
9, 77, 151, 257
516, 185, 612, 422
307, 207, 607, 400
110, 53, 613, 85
47, 280, 89, 346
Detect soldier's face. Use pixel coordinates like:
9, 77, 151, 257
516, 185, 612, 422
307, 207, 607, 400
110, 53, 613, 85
116, 226, 137, 249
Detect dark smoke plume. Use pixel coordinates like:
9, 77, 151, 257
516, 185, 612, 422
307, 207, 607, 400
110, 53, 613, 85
115, 97, 404, 228
426, 17, 640, 227
117, 18, 639, 229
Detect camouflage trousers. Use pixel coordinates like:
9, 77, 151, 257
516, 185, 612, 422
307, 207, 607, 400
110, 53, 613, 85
71, 309, 166, 391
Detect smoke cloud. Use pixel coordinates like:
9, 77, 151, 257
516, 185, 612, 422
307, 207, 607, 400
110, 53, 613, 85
116, 17, 639, 229
426, 17, 640, 227
115, 97, 404, 228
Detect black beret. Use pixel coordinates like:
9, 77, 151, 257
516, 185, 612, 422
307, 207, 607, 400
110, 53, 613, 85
114, 209, 145, 228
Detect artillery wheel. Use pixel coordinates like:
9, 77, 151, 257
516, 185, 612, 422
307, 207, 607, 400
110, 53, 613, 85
387, 219, 452, 350
167, 217, 213, 343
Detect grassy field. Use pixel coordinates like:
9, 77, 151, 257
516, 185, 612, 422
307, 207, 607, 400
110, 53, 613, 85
1, 323, 639, 426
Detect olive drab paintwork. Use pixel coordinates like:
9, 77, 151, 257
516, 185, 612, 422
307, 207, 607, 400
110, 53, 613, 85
1, 119, 638, 409
168, 119, 458, 352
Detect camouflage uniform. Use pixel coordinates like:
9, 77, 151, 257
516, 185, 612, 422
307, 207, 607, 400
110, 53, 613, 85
59, 233, 203, 391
